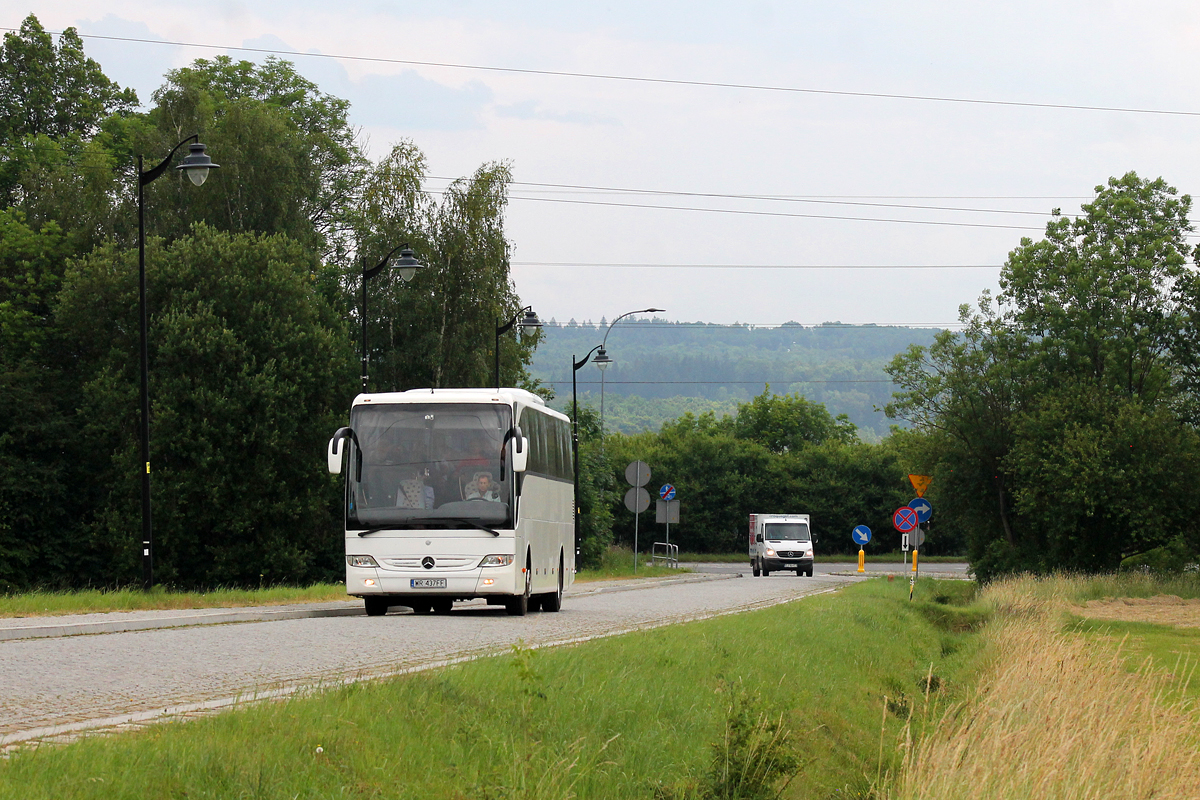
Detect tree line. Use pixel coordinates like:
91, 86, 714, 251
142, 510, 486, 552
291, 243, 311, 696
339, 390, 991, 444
0, 16, 542, 590
531, 319, 939, 438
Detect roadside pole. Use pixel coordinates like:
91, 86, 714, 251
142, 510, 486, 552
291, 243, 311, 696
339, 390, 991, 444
852, 525, 871, 573
624, 461, 651, 573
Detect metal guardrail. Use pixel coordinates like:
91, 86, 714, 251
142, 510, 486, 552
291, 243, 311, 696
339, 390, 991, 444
651, 542, 679, 568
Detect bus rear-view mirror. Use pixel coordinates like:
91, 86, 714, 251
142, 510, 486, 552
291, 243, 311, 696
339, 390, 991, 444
512, 436, 529, 473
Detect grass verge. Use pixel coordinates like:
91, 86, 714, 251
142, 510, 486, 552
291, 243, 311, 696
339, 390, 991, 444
0, 547, 690, 617
0, 578, 982, 799
0, 584, 349, 618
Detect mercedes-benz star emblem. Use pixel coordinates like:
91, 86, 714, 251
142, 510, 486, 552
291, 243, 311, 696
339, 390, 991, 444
421, 557, 435, 570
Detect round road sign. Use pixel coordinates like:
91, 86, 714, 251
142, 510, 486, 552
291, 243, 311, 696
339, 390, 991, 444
624, 487, 651, 513
852, 525, 872, 545
893, 507, 919, 533
625, 461, 651, 487
660, 484, 676, 501
908, 498, 933, 523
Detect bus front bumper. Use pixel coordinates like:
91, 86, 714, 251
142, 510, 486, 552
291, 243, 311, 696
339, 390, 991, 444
346, 565, 520, 597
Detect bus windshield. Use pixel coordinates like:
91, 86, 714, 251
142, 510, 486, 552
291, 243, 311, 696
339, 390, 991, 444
346, 402, 513, 530
765, 523, 810, 542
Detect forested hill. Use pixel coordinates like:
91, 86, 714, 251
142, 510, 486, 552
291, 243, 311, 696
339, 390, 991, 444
528, 319, 942, 438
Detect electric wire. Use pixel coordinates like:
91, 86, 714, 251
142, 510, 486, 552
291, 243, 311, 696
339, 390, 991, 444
14, 27, 1200, 118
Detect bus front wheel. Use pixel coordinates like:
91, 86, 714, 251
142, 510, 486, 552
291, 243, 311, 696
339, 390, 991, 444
364, 597, 390, 617
506, 564, 532, 616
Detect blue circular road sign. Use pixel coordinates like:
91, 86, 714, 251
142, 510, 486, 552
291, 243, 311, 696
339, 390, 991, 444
908, 497, 933, 523
852, 525, 872, 545
659, 484, 676, 501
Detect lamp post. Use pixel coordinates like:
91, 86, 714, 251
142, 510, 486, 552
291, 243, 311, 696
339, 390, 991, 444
137, 135, 219, 591
596, 308, 663, 439
361, 244, 425, 393
494, 306, 542, 389
571, 344, 606, 557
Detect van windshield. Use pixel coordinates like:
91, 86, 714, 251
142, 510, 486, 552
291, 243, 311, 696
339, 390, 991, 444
346, 402, 513, 530
765, 523, 810, 541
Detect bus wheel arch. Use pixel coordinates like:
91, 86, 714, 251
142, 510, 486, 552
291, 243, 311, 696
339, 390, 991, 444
505, 550, 532, 616
540, 549, 564, 612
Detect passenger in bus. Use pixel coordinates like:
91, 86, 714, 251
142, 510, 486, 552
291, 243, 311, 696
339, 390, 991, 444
465, 472, 500, 502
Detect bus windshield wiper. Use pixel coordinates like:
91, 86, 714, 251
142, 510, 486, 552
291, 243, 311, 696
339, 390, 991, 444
358, 518, 501, 537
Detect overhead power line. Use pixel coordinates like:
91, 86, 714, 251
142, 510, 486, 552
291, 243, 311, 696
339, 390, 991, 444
494, 178, 1084, 218
511, 262, 1008, 268
14, 27, 1200, 118
500, 194, 1046, 231
558, 380, 895, 385
539, 321, 961, 328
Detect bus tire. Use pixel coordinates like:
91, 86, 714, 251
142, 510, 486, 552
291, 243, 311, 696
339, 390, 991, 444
506, 560, 532, 616
364, 597, 390, 617
541, 554, 564, 613
763, 564, 771, 577
752, 562, 760, 577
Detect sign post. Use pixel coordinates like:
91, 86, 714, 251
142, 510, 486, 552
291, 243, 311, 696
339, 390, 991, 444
893, 506, 920, 601
659, 484, 676, 547
852, 524, 871, 573
624, 461, 651, 572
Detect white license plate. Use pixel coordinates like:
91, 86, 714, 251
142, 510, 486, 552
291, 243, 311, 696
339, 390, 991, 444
784, 563, 797, 568
410, 578, 446, 589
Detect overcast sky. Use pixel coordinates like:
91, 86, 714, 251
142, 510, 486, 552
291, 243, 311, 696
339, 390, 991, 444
7, 1, 1200, 327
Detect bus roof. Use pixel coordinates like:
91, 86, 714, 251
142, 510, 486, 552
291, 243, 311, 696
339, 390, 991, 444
352, 388, 567, 421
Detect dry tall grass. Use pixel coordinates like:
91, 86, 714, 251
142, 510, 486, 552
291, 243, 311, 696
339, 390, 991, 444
892, 575, 1200, 800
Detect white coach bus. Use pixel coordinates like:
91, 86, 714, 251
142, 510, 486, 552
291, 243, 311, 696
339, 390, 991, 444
327, 388, 575, 617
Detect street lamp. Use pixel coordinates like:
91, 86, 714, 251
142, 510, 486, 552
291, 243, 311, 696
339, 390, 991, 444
494, 306, 542, 389
361, 244, 425, 393
571, 344, 608, 556
137, 135, 219, 591
597, 308, 663, 438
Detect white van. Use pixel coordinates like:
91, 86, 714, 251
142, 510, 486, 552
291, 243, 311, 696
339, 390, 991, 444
749, 513, 815, 577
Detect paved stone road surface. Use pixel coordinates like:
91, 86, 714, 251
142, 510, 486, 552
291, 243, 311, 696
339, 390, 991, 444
1, 572, 862, 745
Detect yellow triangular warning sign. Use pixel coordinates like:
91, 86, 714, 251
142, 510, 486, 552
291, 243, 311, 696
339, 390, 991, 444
909, 474, 933, 497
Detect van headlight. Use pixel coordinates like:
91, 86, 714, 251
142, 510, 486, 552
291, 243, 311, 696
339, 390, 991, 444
347, 555, 380, 568
765, 549, 777, 558
479, 554, 515, 567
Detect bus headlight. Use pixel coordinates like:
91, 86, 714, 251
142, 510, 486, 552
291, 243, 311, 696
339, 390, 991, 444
479, 554, 514, 567
347, 555, 380, 568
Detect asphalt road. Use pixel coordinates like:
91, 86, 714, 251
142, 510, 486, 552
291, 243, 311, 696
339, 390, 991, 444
1, 571, 869, 748
685, 560, 972, 578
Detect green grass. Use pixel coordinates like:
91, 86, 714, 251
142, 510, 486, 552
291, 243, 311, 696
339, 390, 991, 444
1068, 616, 1200, 703
0, 584, 349, 618
575, 544, 692, 582
0, 578, 985, 799
1065, 570, 1200, 602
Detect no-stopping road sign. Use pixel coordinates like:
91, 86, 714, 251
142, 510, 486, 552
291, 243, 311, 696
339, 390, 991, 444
893, 507, 919, 533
